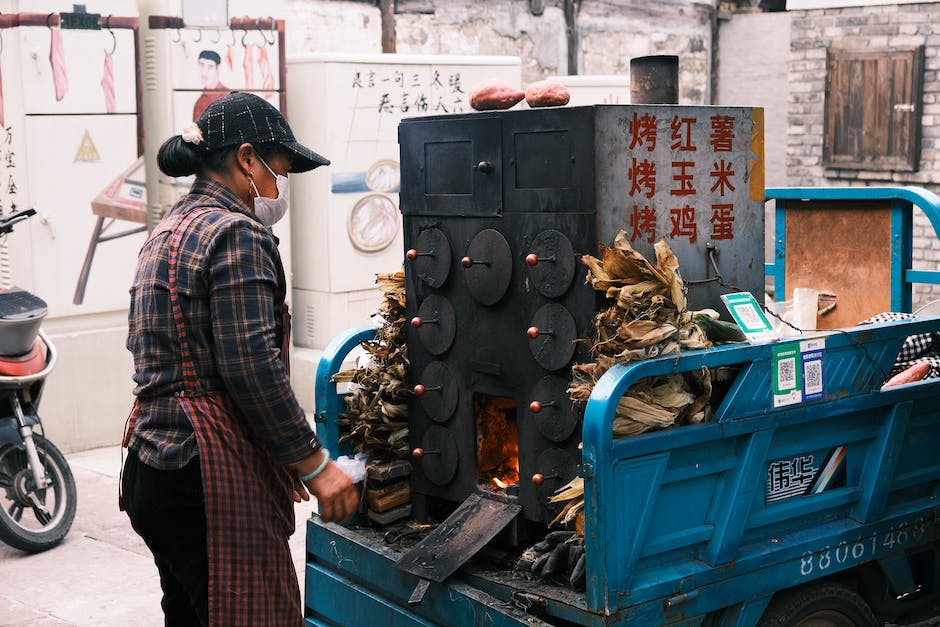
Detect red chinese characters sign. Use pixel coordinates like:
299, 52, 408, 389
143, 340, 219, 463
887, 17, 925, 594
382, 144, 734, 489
624, 111, 747, 245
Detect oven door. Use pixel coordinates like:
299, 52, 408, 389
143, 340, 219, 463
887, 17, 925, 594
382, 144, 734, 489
399, 115, 502, 217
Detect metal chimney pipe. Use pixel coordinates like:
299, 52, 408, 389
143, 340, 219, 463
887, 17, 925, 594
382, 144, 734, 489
630, 55, 679, 104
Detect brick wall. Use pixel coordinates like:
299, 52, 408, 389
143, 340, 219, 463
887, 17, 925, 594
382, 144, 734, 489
789, 3, 940, 308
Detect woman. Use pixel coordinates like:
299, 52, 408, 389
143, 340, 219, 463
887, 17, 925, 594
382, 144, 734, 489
122, 92, 358, 626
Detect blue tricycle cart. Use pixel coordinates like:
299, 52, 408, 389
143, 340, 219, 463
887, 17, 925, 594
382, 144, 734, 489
305, 187, 940, 625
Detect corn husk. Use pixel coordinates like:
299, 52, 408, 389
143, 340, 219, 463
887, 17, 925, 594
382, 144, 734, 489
570, 232, 713, 436
549, 477, 585, 526
333, 270, 411, 461
554, 235, 715, 535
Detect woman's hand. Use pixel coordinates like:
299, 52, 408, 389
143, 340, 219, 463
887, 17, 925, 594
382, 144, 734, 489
293, 479, 310, 503
305, 462, 359, 523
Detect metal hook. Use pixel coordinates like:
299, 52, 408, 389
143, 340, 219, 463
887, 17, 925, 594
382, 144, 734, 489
230, 28, 236, 47
46, 13, 56, 29
264, 17, 276, 45
192, 28, 202, 43
170, 28, 181, 43
211, 29, 221, 44
104, 15, 116, 55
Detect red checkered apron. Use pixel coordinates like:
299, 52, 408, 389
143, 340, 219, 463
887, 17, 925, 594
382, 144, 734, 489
130, 207, 302, 626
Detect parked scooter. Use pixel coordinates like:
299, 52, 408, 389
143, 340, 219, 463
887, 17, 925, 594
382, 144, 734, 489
0, 208, 76, 552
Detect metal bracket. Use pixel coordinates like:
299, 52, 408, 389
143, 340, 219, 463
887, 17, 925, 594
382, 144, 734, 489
407, 578, 430, 605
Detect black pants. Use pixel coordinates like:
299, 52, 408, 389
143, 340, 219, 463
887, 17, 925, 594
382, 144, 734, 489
122, 452, 209, 627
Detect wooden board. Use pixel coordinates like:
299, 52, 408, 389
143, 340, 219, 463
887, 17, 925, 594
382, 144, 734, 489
367, 481, 411, 513
784, 201, 892, 329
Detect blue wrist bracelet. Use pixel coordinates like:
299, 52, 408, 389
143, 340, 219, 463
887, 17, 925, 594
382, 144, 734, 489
298, 448, 330, 483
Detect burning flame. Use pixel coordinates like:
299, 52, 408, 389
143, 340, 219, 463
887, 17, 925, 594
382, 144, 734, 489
475, 394, 520, 490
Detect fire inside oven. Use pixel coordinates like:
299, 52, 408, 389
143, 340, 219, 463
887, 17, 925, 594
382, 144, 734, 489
474, 393, 519, 491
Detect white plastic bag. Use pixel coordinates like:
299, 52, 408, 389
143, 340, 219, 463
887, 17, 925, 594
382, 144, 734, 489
333, 452, 368, 483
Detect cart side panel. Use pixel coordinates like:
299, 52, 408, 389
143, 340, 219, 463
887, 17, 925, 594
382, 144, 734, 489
304, 521, 558, 627
583, 318, 940, 618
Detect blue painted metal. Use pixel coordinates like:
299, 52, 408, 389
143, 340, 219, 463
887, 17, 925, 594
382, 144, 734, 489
307, 187, 940, 625
582, 317, 940, 615
306, 522, 560, 626
308, 319, 940, 625
313, 325, 376, 456
766, 185, 940, 309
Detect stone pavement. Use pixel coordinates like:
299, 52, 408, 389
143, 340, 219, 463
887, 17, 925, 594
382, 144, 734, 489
0, 446, 313, 627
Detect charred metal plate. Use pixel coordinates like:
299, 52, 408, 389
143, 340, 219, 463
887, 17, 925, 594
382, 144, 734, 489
527, 303, 577, 371
418, 361, 459, 423
395, 492, 522, 582
530, 375, 580, 443
419, 425, 458, 486
463, 229, 513, 306
533, 448, 579, 508
527, 229, 576, 299
411, 228, 451, 288
415, 295, 456, 356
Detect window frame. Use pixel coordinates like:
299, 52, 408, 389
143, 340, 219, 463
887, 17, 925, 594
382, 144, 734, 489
823, 46, 924, 172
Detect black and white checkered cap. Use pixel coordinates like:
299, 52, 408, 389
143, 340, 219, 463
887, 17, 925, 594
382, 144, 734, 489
197, 92, 329, 173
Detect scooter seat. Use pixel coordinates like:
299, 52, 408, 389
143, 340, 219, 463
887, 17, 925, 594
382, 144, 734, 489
0, 339, 44, 376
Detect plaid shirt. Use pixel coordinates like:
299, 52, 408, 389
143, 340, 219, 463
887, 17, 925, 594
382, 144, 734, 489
861, 311, 940, 379
126, 177, 320, 470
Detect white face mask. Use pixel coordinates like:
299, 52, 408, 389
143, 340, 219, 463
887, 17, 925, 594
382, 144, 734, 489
248, 155, 290, 227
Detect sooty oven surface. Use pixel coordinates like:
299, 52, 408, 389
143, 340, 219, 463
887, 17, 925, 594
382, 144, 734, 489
398, 104, 764, 526
399, 107, 597, 525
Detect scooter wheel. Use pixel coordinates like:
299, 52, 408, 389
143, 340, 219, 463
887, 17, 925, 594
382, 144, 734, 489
0, 434, 77, 553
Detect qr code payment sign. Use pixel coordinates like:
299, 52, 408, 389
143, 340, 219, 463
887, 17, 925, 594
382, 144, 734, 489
804, 359, 823, 395
733, 303, 765, 331
778, 357, 797, 389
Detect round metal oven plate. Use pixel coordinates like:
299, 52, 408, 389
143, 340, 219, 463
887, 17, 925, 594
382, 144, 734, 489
464, 229, 513, 306
419, 361, 459, 423
530, 375, 580, 443
534, 448, 579, 509
413, 228, 451, 289
528, 229, 576, 299
421, 425, 459, 486
528, 303, 577, 371
416, 295, 457, 356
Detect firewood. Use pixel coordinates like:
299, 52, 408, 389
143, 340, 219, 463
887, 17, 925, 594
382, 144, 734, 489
367, 481, 411, 513
366, 503, 412, 526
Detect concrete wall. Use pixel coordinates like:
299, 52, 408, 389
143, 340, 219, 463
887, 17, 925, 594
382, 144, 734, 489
717, 11, 790, 274
717, 11, 790, 187
275, 0, 719, 100
575, 0, 714, 103
787, 3, 940, 308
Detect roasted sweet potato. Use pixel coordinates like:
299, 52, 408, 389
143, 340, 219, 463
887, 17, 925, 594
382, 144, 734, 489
882, 360, 932, 388
469, 80, 525, 111
525, 80, 570, 108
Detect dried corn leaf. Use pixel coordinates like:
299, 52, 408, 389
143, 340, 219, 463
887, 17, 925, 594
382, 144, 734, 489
569, 233, 715, 442
549, 477, 586, 526
335, 270, 411, 461
654, 237, 686, 312
549, 477, 584, 503
618, 320, 677, 349
550, 498, 585, 527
